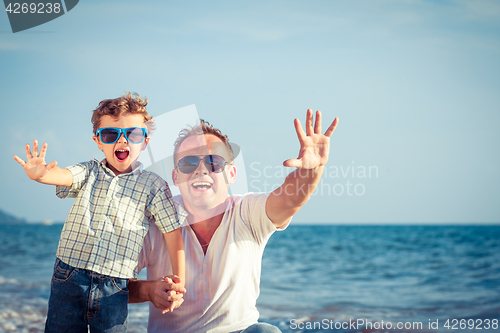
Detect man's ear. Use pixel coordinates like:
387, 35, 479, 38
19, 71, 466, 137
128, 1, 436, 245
141, 137, 150, 151
226, 164, 237, 185
172, 168, 179, 186
93, 136, 103, 150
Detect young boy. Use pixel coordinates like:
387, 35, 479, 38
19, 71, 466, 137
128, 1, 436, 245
13, 93, 185, 333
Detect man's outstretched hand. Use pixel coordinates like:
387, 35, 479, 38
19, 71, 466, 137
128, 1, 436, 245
283, 109, 338, 169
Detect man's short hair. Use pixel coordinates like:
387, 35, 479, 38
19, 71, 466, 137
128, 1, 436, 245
173, 119, 235, 165
91, 92, 155, 135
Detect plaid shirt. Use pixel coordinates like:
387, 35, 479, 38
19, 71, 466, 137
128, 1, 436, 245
55, 159, 179, 278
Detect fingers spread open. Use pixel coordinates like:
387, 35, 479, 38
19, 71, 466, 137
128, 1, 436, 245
25, 144, 32, 160
13, 155, 26, 166
314, 110, 322, 134
32, 140, 39, 158
47, 161, 58, 171
283, 158, 302, 168
324, 117, 339, 137
294, 118, 306, 144
40, 143, 48, 159
305, 109, 313, 136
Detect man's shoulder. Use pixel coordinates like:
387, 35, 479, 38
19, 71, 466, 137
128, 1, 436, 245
224, 192, 280, 242
223, 192, 271, 220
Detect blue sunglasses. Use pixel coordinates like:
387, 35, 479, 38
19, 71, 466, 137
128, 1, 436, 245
96, 127, 148, 144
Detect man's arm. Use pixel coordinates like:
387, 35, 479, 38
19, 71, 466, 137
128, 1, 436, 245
266, 109, 338, 228
129, 276, 186, 314
13, 140, 72, 187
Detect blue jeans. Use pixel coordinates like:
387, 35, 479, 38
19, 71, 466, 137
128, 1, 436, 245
240, 323, 282, 333
44, 258, 129, 333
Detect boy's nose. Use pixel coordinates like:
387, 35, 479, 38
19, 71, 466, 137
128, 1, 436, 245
117, 133, 128, 143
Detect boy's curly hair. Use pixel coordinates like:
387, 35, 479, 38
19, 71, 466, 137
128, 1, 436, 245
91, 92, 155, 135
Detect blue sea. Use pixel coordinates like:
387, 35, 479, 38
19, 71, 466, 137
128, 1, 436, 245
0, 224, 499, 333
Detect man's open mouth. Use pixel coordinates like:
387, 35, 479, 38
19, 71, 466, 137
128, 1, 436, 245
115, 149, 129, 161
192, 181, 212, 190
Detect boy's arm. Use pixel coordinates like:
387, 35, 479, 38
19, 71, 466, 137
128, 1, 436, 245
163, 228, 186, 290
266, 110, 338, 228
13, 140, 72, 187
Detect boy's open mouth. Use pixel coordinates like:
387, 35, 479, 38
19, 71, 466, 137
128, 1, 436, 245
192, 181, 212, 190
115, 149, 129, 161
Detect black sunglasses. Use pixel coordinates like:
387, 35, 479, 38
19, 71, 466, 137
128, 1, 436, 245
176, 155, 229, 174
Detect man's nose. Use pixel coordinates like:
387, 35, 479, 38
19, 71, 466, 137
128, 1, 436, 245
194, 160, 209, 175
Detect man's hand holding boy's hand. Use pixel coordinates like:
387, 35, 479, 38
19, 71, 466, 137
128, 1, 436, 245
149, 275, 186, 314
14, 139, 72, 187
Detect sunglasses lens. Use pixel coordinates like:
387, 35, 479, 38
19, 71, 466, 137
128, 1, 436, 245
177, 155, 227, 174
177, 156, 201, 174
205, 155, 226, 173
100, 128, 119, 143
126, 128, 145, 143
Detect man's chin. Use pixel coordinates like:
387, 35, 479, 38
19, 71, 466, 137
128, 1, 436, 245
188, 198, 214, 210
183, 194, 225, 212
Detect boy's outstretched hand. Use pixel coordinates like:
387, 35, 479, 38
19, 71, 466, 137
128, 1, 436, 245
283, 109, 338, 169
14, 140, 57, 181
14, 140, 72, 186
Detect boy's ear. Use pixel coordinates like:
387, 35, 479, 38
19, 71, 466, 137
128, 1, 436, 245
93, 136, 103, 150
172, 169, 179, 186
141, 136, 150, 151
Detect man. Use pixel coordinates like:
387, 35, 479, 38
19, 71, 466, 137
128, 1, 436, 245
129, 109, 338, 332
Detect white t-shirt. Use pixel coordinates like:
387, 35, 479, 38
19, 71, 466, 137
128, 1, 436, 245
137, 193, 288, 333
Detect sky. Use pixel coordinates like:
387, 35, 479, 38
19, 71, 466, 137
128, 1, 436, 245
1, 0, 499, 224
